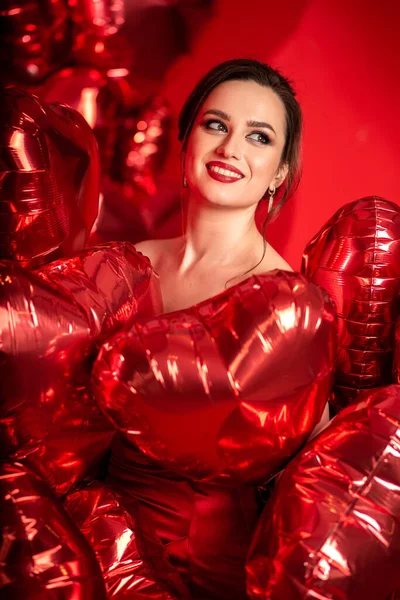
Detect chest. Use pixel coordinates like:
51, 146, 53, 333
158, 266, 235, 313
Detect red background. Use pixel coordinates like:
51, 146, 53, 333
158, 0, 400, 269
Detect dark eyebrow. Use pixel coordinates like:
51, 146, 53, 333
202, 109, 276, 136
203, 109, 230, 120
247, 119, 276, 135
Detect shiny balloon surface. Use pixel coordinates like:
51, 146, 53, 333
0, 0, 72, 85
302, 196, 400, 410
122, 95, 171, 197
69, 0, 129, 70
93, 270, 337, 484
65, 482, 191, 599
247, 384, 400, 599
394, 320, 400, 384
0, 461, 107, 599
107, 431, 261, 599
0, 243, 162, 497
0, 87, 100, 268
91, 92, 174, 244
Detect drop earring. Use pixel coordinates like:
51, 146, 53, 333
268, 184, 276, 213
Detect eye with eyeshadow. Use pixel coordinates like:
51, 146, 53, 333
202, 119, 227, 133
247, 131, 271, 145
202, 119, 272, 146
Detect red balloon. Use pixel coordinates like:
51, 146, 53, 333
0, 242, 162, 497
0, 461, 107, 599
65, 482, 191, 599
93, 270, 337, 484
33, 67, 118, 174
107, 431, 262, 599
302, 196, 400, 411
246, 384, 400, 599
0, 0, 72, 85
0, 87, 100, 268
394, 320, 400, 384
70, 0, 132, 71
69, 0, 125, 39
121, 95, 172, 198
89, 93, 175, 245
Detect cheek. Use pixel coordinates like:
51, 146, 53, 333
254, 151, 278, 172
251, 152, 281, 184
184, 136, 201, 172
185, 137, 211, 181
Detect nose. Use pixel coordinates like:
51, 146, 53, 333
216, 132, 242, 160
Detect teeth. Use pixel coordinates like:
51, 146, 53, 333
209, 165, 242, 179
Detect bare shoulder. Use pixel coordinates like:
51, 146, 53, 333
255, 243, 293, 274
134, 237, 182, 268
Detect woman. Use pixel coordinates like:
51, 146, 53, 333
135, 58, 301, 313
108, 59, 310, 599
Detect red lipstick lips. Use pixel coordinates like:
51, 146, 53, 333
206, 161, 244, 184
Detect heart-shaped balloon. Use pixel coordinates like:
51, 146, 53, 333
246, 384, 400, 600
0, 461, 107, 599
65, 482, 191, 599
93, 270, 337, 484
0, 87, 100, 268
0, 242, 162, 496
302, 196, 400, 411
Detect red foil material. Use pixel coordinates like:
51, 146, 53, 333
93, 270, 337, 484
0, 242, 162, 497
246, 384, 400, 600
0, 87, 100, 268
69, 0, 129, 69
107, 432, 262, 599
0, 461, 107, 599
65, 482, 191, 599
122, 96, 171, 198
393, 321, 400, 384
302, 196, 400, 410
0, 0, 72, 85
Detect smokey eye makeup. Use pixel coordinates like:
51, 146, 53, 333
201, 118, 272, 146
247, 131, 272, 145
202, 118, 227, 132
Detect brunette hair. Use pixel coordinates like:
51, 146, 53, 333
178, 58, 303, 222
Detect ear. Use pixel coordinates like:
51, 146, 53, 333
273, 162, 289, 189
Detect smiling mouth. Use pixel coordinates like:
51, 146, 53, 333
208, 165, 242, 179
206, 162, 244, 182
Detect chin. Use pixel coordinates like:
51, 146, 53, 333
192, 182, 247, 208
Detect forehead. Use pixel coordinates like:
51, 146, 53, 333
200, 79, 287, 136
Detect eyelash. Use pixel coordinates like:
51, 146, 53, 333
202, 119, 271, 145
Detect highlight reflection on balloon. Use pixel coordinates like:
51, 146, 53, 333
246, 384, 400, 600
0, 461, 107, 599
0, 0, 72, 85
0, 243, 162, 497
122, 95, 171, 197
69, 0, 132, 71
93, 270, 337, 483
65, 482, 191, 599
0, 87, 100, 268
302, 196, 400, 411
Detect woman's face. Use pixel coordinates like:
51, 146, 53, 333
184, 79, 288, 210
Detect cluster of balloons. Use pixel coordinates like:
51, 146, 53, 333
1, 0, 216, 247
1, 90, 399, 597
1, 3, 400, 599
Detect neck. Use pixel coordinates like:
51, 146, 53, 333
178, 194, 261, 273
